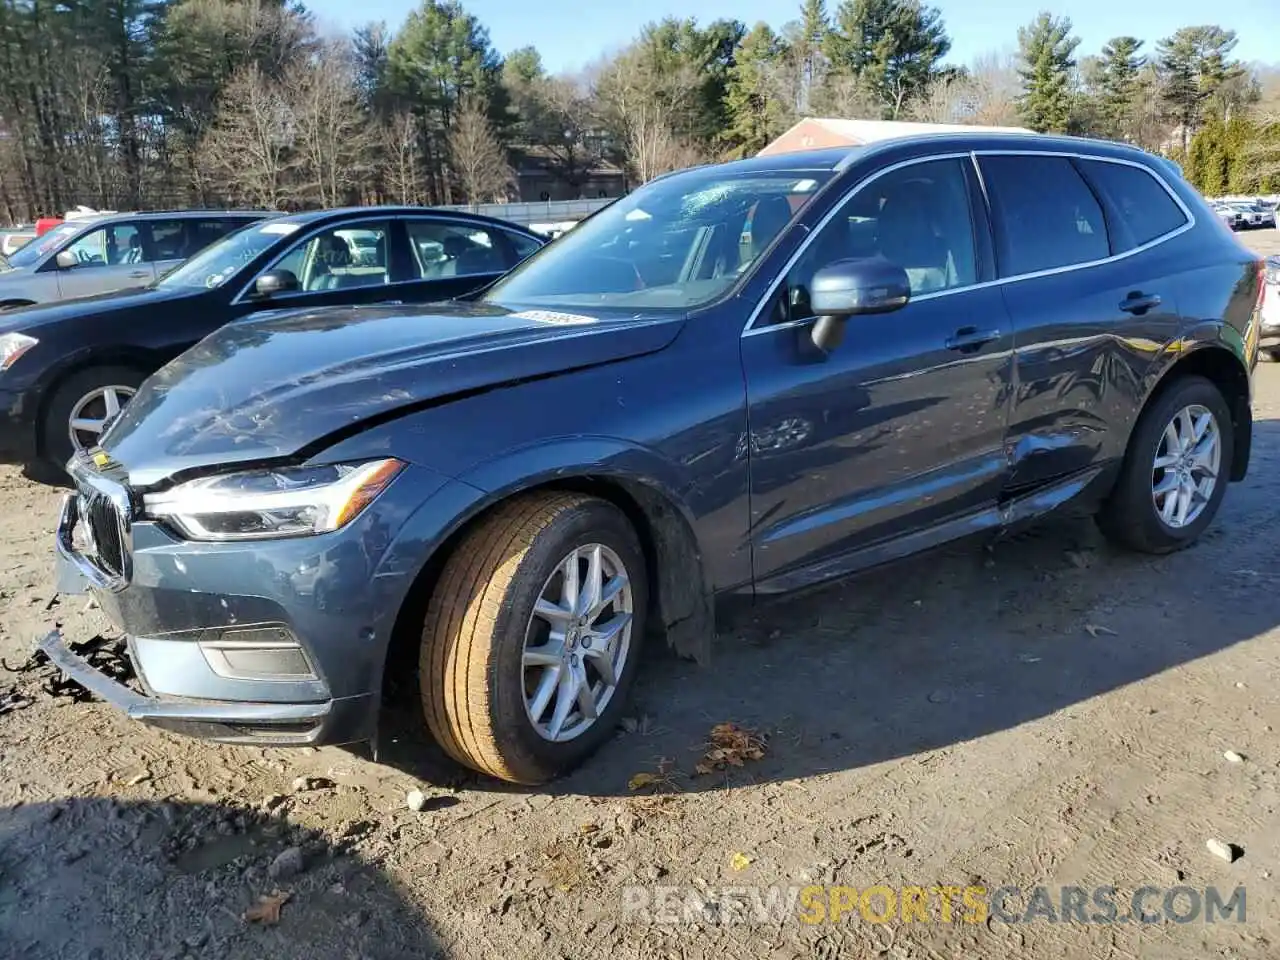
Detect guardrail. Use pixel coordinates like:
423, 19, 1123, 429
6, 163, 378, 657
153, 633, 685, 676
437, 198, 615, 226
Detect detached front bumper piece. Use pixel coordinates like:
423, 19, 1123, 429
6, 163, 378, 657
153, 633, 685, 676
38, 628, 345, 745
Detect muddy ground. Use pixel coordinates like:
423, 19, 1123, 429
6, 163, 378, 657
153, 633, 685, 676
3, 231, 1280, 960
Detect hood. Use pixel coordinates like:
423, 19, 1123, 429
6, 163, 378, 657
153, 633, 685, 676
0, 284, 188, 333
102, 301, 685, 484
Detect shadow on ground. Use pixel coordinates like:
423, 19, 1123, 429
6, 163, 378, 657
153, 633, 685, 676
0, 796, 443, 960
373, 418, 1280, 799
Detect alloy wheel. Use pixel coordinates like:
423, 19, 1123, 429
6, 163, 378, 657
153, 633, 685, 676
68, 385, 135, 451
521, 543, 634, 743
1151, 402, 1220, 530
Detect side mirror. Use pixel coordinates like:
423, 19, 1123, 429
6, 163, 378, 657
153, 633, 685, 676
809, 257, 911, 352
253, 269, 299, 299
54, 250, 78, 270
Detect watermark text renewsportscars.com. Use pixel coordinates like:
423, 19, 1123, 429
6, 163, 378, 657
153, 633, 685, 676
619, 884, 1247, 926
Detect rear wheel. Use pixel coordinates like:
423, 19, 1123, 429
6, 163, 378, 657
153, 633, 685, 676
40, 366, 144, 473
1097, 375, 1232, 554
419, 493, 648, 784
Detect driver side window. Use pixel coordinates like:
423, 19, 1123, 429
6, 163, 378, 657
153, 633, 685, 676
780, 158, 978, 323
268, 221, 391, 294
62, 224, 144, 268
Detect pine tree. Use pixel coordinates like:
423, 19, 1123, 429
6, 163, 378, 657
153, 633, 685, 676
1015, 12, 1080, 133
1157, 26, 1244, 151
824, 0, 951, 119
1096, 36, 1145, 141
724, 23, 789, 157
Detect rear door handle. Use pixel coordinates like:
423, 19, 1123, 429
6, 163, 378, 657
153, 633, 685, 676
127, 271, 150, 279
945, 326, 1002, 352
1119, 292, 1162, 314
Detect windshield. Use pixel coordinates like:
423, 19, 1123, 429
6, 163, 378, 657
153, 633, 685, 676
157, 219, 301, 290
482, 167, 836, 310
8, 222, 83, 268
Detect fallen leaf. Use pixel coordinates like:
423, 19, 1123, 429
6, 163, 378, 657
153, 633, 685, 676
694, 722, 769, 775
628, 772, 660, 791
244, 891, 291, 925
627, 758, 684, 793
1084, 623, 1116, 638
730, 852, 753, 871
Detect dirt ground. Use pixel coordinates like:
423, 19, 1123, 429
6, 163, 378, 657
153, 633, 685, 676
4, 231, 1280, 960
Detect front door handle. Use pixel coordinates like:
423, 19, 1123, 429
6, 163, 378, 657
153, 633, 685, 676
1119, 292, 1162, 314
128, 270, 150, 279
945, 326, 1001, 352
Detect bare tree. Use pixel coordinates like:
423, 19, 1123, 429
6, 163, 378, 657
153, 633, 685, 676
537, 76, 606, 192
595, 49, 702, 183
381, 110, 423, 204
287, 41, 376, 208
812, 71, 880, 119
966, 50, 1023, 126
448, 93, 515, 203
200, 64, 295, 209
909, 73, 981, 122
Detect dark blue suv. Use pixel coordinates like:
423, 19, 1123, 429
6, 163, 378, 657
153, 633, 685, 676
46, 133, 1264, 784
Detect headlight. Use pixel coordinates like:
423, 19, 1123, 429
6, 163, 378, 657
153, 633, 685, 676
143, 458, 404, 541
0, 332, 37, 370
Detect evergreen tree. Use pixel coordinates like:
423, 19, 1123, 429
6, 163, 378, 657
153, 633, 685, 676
1015, 12, 1080, 133
1096, 36, 1146, 140
825, 0, 951, 119
724, 23, 790, 157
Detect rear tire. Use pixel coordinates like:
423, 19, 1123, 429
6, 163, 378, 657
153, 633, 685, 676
419, 493, 648, 784
1096, 375, 1233, 554
40, 366, 145, 474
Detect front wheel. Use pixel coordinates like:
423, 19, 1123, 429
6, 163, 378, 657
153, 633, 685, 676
1097, 375, 1233, 554
419, 493, 648, 784
40, 366, 145, 473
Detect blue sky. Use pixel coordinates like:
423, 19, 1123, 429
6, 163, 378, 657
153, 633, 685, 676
308, 0, 1277, 74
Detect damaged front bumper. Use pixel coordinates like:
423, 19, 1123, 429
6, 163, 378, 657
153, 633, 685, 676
37, 628, 360, 744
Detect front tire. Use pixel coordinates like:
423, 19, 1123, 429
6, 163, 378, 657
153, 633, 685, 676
1097, 375, 1233, 554
419, 493, 648, 784
40, 366, 144, 473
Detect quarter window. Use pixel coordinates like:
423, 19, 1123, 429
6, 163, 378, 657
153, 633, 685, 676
980, 155, 1110, 276
1076, 158, 1189, 251
505, 230, 543, 262
783, 157, 978, 322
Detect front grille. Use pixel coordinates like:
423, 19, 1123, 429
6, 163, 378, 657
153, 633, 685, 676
84, 492, 125, 577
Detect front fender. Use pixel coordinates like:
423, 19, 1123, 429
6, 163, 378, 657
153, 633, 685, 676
356, 436, 718, 746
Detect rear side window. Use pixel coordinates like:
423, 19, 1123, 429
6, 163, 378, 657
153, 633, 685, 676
188, 218, 255, 257
980, 155, 1110, 276
407, 220, 513, 279
1076, 159, 1189, 251
147, 220, 188, 260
